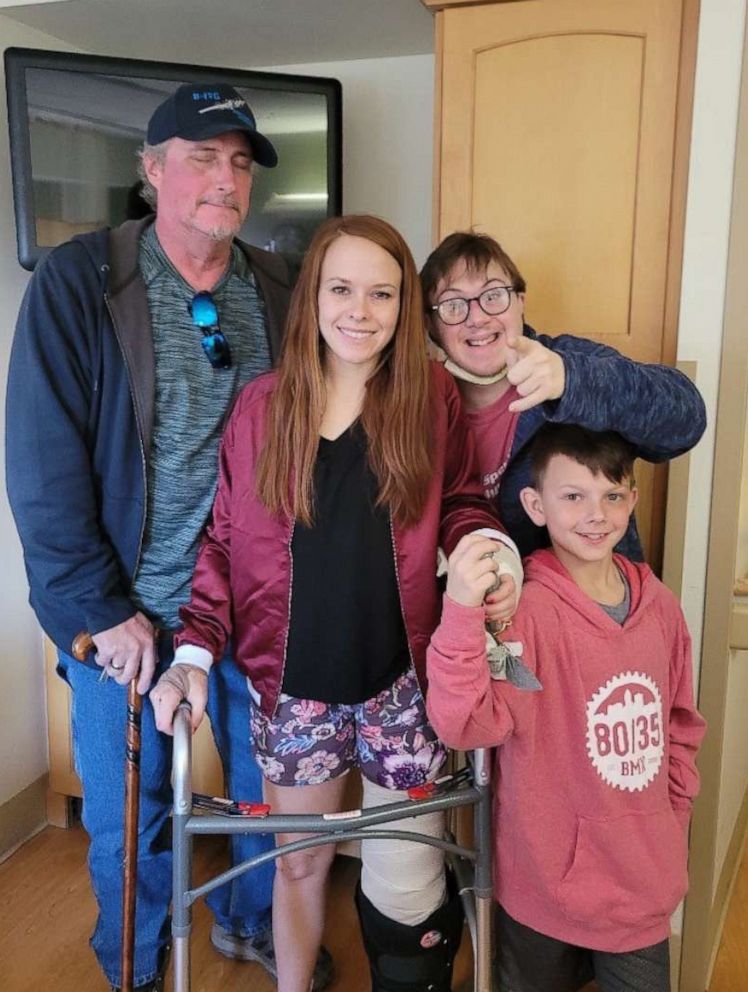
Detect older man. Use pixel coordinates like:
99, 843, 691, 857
6, 83, 331, 992
420, 231, 706, 559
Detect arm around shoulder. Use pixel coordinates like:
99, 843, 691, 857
544, 333, 706, 460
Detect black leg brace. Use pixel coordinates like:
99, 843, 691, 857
355, 880, 464, 992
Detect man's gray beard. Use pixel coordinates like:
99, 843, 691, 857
202, 221, 241, 241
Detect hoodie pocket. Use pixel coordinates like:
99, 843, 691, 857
555, 808, 688, 931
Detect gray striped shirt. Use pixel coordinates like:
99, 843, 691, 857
131, 223, 272, 628
598, 571, 631, 626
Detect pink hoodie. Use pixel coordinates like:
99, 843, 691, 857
426, 549, 706, 953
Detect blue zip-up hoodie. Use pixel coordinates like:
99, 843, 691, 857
5, 218, 295, 658
495, 325, 707, 559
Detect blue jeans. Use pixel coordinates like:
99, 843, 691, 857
58, 646, 275, 988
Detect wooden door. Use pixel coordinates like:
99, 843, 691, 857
425, 0, 692, 568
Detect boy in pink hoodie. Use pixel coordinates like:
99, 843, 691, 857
426, 424, 706, 992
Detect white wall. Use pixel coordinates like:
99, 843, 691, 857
0, 18, 81, 808
259, 55, 434, 267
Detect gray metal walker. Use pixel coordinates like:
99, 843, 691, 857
171, 702, 494, 992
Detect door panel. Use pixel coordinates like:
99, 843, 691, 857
473, 32, 642, 341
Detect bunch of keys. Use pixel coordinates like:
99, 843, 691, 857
483, 552, 542, 691
487, 616, 516, 680
484, 551, 515, 679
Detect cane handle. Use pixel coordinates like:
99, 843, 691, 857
72, 631, 95, 661
71, 627, 160, 662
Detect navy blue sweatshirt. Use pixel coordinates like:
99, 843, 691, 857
496, 324, 707, 559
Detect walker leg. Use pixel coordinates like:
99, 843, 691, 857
172, 705, 193, 992
472, 750, 493, 992
172, 935, 190, 992
449, 847, 477, 952
474, 895, 492, 992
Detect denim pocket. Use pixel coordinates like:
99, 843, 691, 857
555, 807, 688, 930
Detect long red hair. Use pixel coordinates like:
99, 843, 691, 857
256, 214, 432, 527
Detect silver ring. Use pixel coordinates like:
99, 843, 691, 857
482, 552, 501, 596
111, 663, 124, 671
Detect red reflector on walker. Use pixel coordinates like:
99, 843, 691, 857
237, 802, 271, 817
407, 783, 436, 800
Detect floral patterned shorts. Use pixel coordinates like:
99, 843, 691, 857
250, 666, 448, 789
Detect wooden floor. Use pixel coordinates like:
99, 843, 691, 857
0, 821, 746, 991
0, 822, 473, 992
707, 840, 748, 992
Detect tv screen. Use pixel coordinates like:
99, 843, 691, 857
4, 48, 342, 270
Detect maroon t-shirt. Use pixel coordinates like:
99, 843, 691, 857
465, 387, 520, 501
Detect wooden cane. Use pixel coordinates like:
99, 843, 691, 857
72, 632, 142, 992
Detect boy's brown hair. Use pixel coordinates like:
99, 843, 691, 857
529, 424, 637, 489
420, 231, 527, 308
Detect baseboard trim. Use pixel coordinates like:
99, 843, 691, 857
0, 774, 48, 863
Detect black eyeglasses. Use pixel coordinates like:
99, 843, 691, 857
188, 291, 232, 369
429, 286, 518, 326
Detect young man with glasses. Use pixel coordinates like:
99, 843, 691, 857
420, 232, 706, 559
6, 83, 332, 992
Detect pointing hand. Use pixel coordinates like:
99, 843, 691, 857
505, 334, 566, 413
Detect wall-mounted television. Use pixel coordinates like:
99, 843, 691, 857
4, 47, 342, 270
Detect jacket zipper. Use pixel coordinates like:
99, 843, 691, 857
273, 519, 296, 718
105, 293, 148, 581
388, 511, 417, 682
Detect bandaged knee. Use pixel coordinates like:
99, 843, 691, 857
360, 776, 447, 926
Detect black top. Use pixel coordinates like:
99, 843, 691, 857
282, 424, 410, 704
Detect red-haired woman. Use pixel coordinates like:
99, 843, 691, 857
151, 215, 520, 992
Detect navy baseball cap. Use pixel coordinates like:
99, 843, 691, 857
147, 83, 278, 168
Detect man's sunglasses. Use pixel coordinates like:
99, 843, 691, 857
188, 291, 232, 369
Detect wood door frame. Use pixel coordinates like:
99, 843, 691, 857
653, 0, 700, 576
679, 7, 748, 988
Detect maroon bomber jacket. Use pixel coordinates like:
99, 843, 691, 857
175, 361, 502, 716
